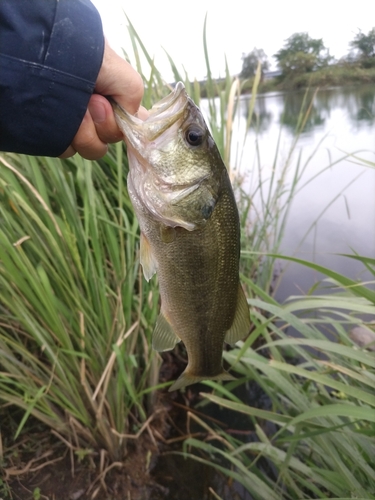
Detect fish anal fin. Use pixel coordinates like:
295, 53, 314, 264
140, 232, 157, 281
225, 284, 251, 346
169, 369, 236, 392
152, 311, 181, 352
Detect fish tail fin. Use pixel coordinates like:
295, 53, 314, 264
168, 369, 235, 392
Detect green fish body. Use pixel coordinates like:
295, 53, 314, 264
112, 83, 250, 391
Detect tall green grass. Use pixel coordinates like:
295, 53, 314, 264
0, 148, 162, 461
182, 255, 375, 498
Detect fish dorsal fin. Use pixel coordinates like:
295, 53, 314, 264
224, 284, 251, 346
140, 232, 157, 281
152, 311, 181, 352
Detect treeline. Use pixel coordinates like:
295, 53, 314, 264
240, 29, 375, 90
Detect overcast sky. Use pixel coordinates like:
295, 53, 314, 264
92, 0, 374, 80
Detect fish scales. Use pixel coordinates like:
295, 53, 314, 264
111, 82, 251, 391
148, 181, 239, 378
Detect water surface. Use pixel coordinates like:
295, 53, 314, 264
233, 85, 375, 300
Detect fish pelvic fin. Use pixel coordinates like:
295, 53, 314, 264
152, 311, 181, 352
168, 369, 235, 392
225, 284, 251, 346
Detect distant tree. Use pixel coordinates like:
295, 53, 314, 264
349, 28, 375, 67
240, 48, 269, 79
274, 32, 332, 77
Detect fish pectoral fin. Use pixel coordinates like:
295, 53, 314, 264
140, 232, 157, 281
160, 225, 176, 243
152, 311, 181, 352
169, 369, 235, 392
224, 284, 251, 346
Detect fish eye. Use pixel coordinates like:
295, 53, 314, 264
185, 127, 204, 147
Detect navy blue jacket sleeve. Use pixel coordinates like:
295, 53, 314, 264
0, 0, 104, 157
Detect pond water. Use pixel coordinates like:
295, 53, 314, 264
232, 85, 375, 301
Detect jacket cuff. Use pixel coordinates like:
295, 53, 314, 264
0, 0, 104, 157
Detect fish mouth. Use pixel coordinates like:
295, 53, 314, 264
110, 81, 188, 149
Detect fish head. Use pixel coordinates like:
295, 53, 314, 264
112, 82, 225, 230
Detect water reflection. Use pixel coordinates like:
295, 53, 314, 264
236, 85, 375, 301
245, 94, 273, 134
281, 92, 326, 133
345, 86, 375, 126
243, 85, 375, 136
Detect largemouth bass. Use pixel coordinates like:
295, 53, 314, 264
111, 82, 250, 391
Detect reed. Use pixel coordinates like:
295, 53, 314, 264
183, 254, 375, 498
0, 149, 163, 462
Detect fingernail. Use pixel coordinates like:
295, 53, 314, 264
89, 100, 107, 123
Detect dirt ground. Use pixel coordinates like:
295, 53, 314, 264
5, 443, 168, 500
1, 352, 246, 500
2, 409, 166, 500
1, 392, 244, 500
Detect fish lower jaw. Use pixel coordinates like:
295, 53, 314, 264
168, 368, 235, 392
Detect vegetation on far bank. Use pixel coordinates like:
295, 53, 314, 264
241, 61, 375, 94
238, 28, 375, 93
197, 60, 375, 98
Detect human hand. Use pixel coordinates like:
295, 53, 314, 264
60, 39, 147, 160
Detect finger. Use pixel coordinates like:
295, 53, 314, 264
71, 111, 108, 160
59, 145, 76, 158
95, 40, 144, 115
136, 106, 149, 121
88, 94, 123, 144
110, 69, 144, 115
